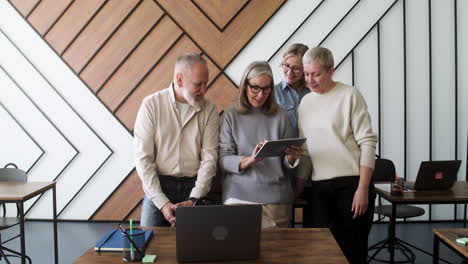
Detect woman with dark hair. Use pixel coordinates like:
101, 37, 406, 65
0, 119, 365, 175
219, 61, 302, 228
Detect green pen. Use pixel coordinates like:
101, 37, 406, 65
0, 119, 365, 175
130, 219, 134, 260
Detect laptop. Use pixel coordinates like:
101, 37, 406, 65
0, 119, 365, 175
404, 160, 461, 190
175, 204, 262, 262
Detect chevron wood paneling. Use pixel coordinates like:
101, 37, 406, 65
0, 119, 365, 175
80, 0, 164, 92
62, 0, 140, 72
45, 0, 106, 54
9, 0, 39, 17
193, 0, 248, 30
8, 0, 285, 221
27, 0, 73, 36
91, 170, 143, 221
98, 16, 182, 111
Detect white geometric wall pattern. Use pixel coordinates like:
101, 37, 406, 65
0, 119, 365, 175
0, 0, 134, 220
1, 0, 467, 222
227, 0, 468, 221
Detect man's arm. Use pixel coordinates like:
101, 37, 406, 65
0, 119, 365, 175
134, 98, 171, 210
189, 105, 220, 199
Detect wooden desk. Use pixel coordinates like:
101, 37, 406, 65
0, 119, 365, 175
74, 227, 347, 263
0, 181, 58, 264
375, 181, 468, 264
433, 228, 468, 264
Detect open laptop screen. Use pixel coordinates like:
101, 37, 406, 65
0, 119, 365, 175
406, 160, 461, 190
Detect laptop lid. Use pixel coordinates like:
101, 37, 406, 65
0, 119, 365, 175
413, 160, 461, 190
175, 204, 262, 262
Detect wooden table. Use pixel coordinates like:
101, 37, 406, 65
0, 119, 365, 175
74, 227, 347, 263
433, 228, 468, 264
375, 181, 468, 264
0, 181, 58, 264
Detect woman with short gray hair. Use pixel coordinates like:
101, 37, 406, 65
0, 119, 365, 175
219, 61, 303, 228
297, 47, 377, 264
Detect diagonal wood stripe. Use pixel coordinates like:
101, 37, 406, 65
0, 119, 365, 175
97, 16, 182, 111
80, 0, 163, 92
193, 0, 247, 30
156, 0, 222, 65
62, 0, 140, 72
91, 170, 143, 221
205, 74, 238, 112
27, 0, 73, 36
125, 203, 142, 221
9, 0, 39, 17
221, 0, 284, 66
45, 0, 106, 55
156, 0, 284, 67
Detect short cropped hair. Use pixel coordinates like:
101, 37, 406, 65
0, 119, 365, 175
282, 43, 309, 61
235, 61, 278, 115
174, 53, 207, 74
303, 47, 334, 71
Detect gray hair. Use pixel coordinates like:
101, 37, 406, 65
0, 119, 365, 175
303, 47, 334, 71
174, 53, 207, 74
234, 61, 278, 115
282, 43, 309, 61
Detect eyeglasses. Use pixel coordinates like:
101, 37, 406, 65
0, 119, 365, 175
281, 63, 303, 74
247, 82, 272, 94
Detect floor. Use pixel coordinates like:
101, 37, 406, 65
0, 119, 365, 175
0, 220, 465, 263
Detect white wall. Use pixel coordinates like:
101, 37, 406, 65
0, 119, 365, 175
227, 0, 468, 221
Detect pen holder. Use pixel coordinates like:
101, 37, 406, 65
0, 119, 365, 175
390, 179, 404, 196
122, 228, 146, 262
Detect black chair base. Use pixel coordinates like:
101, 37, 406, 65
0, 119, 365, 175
368, 237, 416, 263
0, 246, 32, 264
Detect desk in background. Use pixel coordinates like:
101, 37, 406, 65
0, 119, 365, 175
433, 228, 468, 264
74, 227, 347, 264
375, 181, 468, 264
0, 181, 58, 264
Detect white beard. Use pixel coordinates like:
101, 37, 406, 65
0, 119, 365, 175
183, 89, 202, 108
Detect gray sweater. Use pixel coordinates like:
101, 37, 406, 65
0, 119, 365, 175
219, 106, 294, 204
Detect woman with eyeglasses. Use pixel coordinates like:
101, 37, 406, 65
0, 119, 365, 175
219, 61, 303, 228
274, 43, 309, 138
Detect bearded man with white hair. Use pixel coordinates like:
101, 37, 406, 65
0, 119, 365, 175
134, 53, 219, 227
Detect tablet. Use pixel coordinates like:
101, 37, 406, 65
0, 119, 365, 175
254, 138, 306, 159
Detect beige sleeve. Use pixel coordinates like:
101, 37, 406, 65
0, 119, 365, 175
190, 105, 220, 198
133, 98, 169, 209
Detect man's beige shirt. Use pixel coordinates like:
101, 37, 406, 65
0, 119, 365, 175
134, 85, 219, 209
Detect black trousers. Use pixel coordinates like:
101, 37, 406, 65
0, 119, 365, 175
140, 175, 196, 227
309, 176, 376, 264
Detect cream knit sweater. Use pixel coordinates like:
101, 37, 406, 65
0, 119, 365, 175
298, 82, 378, 181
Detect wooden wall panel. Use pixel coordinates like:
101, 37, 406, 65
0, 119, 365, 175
156, 0, 222, 65
125, 203, 142, 222
80, 0, 164, 92
221, 0, 284, 65
91, 170, 143, 221
27, 0, 73, 36
45, 0, 107, 54
193, 0, 247, 30
115, 35, 199, 130
62, 0, 140, 72
205, 75, 237, 112
8, 0, 285, 221
9, 0, 39, 17
98, 16, 182, 111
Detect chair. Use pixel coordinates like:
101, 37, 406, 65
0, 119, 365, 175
368, 158, 425, 264
0, 163, 32, 264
